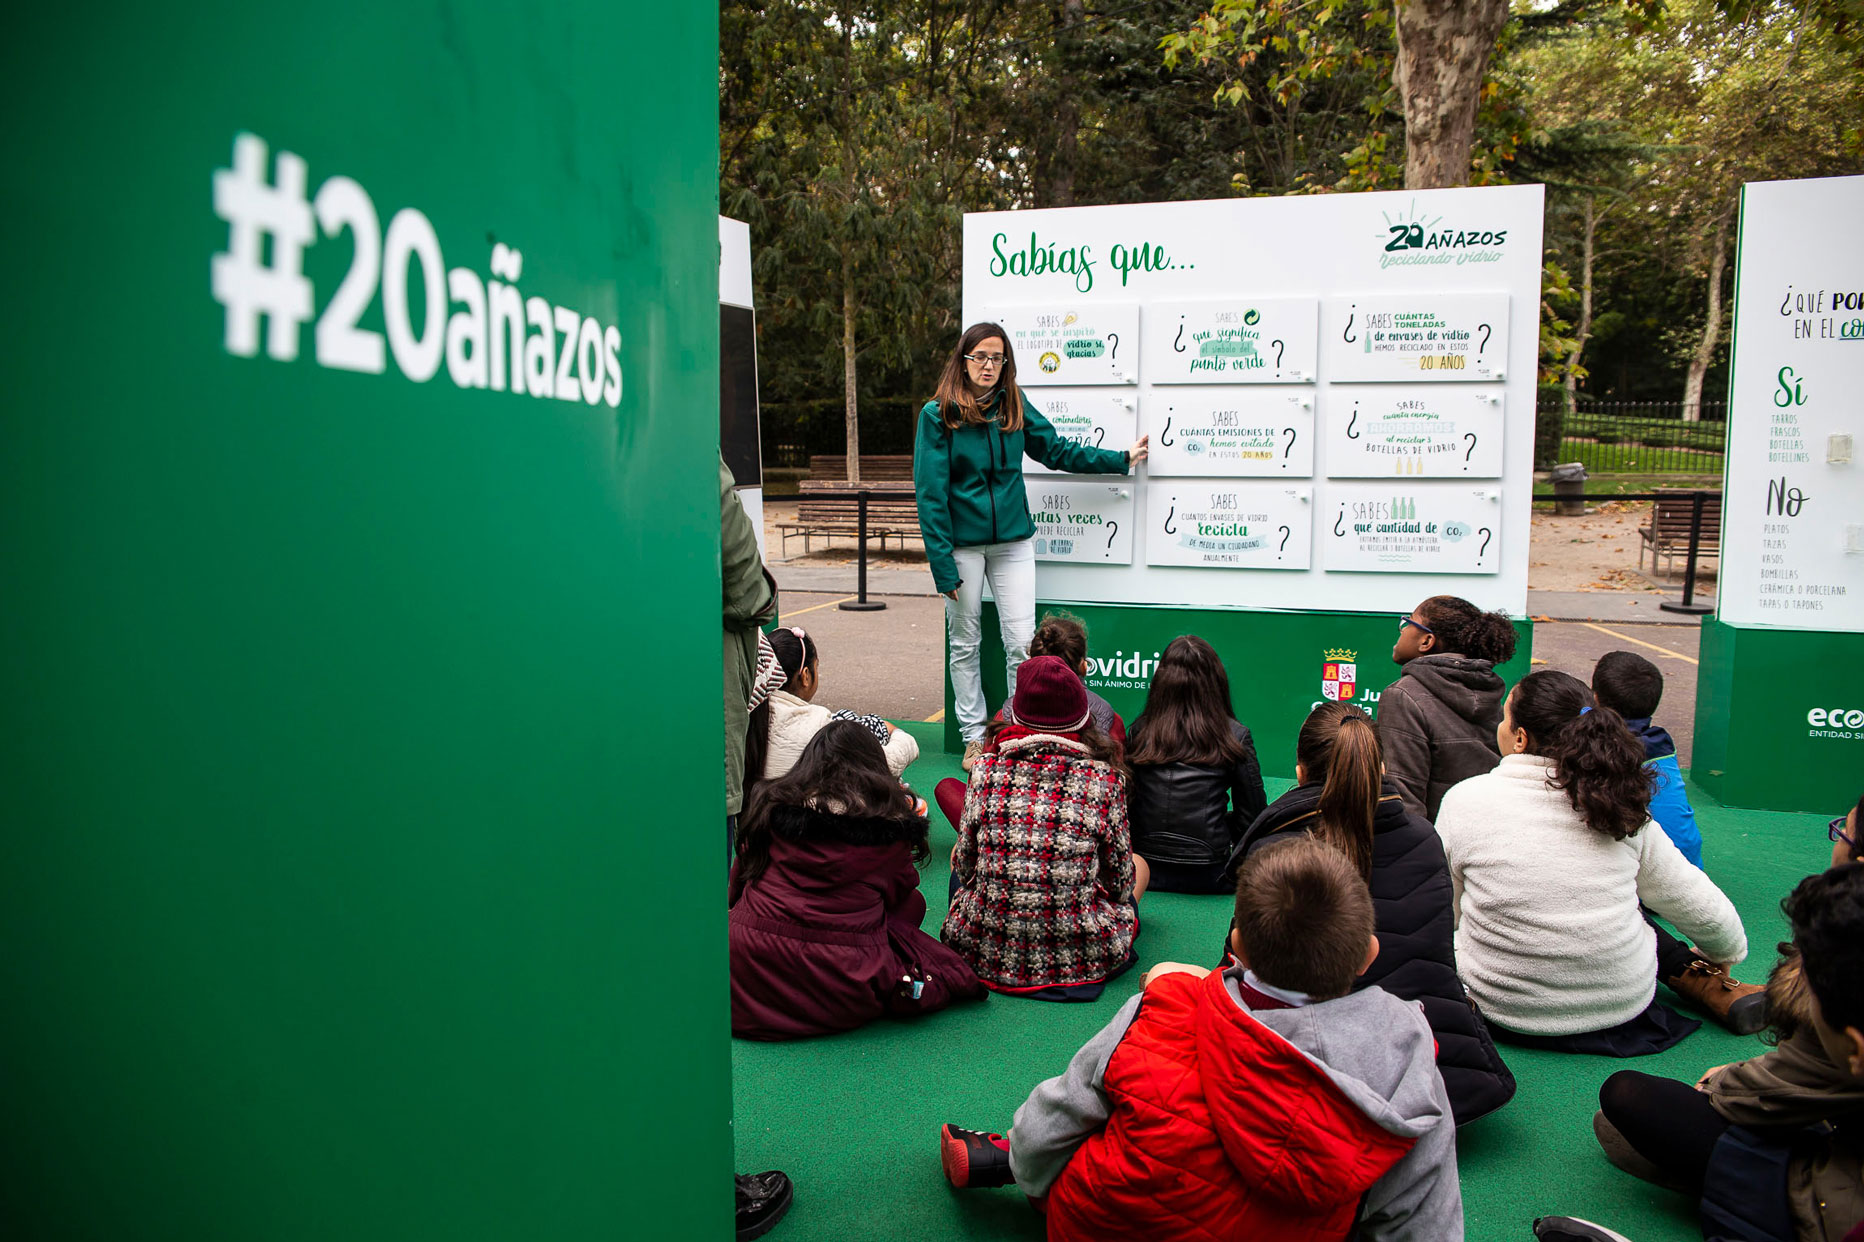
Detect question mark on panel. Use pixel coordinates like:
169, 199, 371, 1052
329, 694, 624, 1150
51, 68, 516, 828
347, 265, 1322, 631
1106, 332, 1119, 360
1333, 507, 1346, 537
1476, 323, 1491, 356
1163, 501, 1177, 535
1094, 426, 1106, 447
1106, 519, 1119, 550
1271, 339, 1285, 370
1173, 319, 1187, 353
1159, 414, 1174, 447
1464, 432, 1477, 464
1282, 427, 1297, 459
1277, 525, 1291, 559
1346, 403, 1360, 439
1342, 304, 1357, 343
1477, 527, 1492, 559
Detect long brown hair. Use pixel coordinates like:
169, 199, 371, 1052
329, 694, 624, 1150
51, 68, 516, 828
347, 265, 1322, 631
1296, 702, 1382, 879
1126, 635, 1246, 767
1508, 670, 1651, 839
931, 322, 1024, 432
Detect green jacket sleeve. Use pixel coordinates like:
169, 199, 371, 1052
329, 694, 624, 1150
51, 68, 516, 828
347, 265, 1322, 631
721, 457, 776, 630
1020, 395, 1131, 476
912, 403, 961, 594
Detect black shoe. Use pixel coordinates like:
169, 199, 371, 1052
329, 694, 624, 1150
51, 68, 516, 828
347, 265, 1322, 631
939, 1124, 1014, 1189
1534, 1216, 1635, 1241
735, 1170, 793, 1240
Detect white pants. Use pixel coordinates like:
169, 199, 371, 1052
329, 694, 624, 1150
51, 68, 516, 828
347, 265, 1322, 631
946, 539, 1037, 743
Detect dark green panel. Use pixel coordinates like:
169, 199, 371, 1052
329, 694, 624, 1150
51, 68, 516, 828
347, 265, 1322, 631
946, 603, 1533, 777
2, 4, 725, 1240
1693, 619, 1864, 813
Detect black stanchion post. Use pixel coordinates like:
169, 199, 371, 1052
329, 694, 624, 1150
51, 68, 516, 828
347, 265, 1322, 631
839, 488, 887, 612
1659, 489, 1713, 616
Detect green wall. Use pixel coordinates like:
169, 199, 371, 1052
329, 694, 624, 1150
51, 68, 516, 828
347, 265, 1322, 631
1694, 619, 1864, 813
947, 603, 1534, 775
2, 4, 726, 1239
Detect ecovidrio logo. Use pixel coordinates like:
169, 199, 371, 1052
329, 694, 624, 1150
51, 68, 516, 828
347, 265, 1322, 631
1376, 204, 1508, 270
1807, 706, 1864, 739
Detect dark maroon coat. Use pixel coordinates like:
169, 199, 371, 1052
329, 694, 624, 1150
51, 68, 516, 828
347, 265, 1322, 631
729, 804, 985, 1040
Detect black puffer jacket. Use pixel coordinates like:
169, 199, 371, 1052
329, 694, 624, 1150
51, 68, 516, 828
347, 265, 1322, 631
1375, 654, 1506, 821
1228, 779, 1515, 1127
1126, 718, 1266, 870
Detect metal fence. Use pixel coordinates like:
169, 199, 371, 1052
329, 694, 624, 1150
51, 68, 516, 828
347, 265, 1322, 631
1539, 399, 1729, 475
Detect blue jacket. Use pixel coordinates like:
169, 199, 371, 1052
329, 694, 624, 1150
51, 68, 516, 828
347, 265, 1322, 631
1625, 717, 1703, 868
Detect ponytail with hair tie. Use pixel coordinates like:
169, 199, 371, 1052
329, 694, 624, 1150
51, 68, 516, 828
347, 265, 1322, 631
1510, 670, 1650, 839
1298, 702, 1382, 879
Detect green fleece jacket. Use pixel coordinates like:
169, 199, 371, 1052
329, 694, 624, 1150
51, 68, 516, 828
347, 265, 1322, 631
912, 390, 1130, 593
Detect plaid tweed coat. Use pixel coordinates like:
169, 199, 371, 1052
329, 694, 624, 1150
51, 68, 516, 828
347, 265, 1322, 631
940, 732, 1138, 989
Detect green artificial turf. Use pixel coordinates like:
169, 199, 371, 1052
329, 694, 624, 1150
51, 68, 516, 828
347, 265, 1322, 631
733, 721, 1822, 1241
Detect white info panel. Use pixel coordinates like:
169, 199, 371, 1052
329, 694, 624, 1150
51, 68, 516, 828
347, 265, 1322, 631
1322, 485, 1502, 574
982, 303, 1139, 386
1023, 388, 1139, 475
1149, 390, 1315, 478
1030, 479, 1137, 566
1325, 386, 1505, 478
1326, 293, 1511, 383
1142, 298, 1319, 384
1145, 483, 1313, 570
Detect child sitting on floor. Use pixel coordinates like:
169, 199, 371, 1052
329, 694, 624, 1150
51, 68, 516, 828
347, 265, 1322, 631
729, 722, 984, 1040
1026, 612, 1126, 755
1591, 650, 1702, 867
1435, 670, 1762, 1050
1125, 635, 1267, 894
939, 836, 1464, 1241
1377, 594, 1517, 821
746, 625, 919, 787
940, 656, 1147, 1002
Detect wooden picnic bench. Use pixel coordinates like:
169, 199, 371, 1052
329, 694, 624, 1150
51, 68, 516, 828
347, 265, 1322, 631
806, 454, 916, 482
776, 480, 922, 556
1638, 489, 1722, 574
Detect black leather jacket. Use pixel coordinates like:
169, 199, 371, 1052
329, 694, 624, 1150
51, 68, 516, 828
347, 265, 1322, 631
1126, 718, 1266, 868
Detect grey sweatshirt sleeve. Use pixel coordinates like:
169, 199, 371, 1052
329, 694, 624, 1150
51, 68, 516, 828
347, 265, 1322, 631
1008, 994, 1143, 1198
1357, 1074, 1465, 1242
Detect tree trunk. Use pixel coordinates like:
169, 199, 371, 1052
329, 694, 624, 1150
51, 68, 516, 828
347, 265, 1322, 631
1562, 196, 1597, 419
1036, 0, 1083, 208
1391, 0, 1510, 189
1682, 205, 1733, 423
841, 244, 861, 482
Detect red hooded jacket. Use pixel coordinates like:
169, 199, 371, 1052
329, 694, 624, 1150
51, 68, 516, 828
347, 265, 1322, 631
1046, 968, 1417, 1240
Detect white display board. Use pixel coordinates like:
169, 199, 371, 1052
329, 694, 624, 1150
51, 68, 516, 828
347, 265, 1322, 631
1322, 486, 1502, 574
963, 184, 1543, 614
1719, 175, 1864, 632
1030, 479, 1136, 565
980, 303, 1139, 386
1325, 293, 1511, 383
1024, 388, 1139, 475
1149, 390, 1315, 477
1324, 386, 1505, 478
1143, 298, 1319, 383
1146, 483, 1314, 570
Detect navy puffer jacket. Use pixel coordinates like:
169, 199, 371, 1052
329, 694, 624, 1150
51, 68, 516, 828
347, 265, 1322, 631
1228, 778, 1516, 1126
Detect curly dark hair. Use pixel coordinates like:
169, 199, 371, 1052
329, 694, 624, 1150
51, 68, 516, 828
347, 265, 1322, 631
1783, 862, 1864, 1034
733, 722, 923, 896
1417, 595, 1518, 665
1508, 670, 1651, 839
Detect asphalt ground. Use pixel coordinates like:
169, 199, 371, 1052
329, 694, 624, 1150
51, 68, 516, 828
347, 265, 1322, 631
784, 588, 1707, 766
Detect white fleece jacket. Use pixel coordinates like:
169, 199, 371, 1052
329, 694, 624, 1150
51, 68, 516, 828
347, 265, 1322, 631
762, 690, 919, 782
1434, 754, 1747, 1036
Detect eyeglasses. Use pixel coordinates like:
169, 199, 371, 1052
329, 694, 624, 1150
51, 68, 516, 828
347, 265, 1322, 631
1830, 815, 1857, 850
964, 353, 1007, 367
1399, 616, 1434, 635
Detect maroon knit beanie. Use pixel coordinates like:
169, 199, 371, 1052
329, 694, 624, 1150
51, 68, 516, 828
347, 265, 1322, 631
1009, 655, 1090, 733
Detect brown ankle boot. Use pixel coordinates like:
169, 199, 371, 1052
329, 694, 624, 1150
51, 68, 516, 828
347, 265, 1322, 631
1663, 956, 1769, 1034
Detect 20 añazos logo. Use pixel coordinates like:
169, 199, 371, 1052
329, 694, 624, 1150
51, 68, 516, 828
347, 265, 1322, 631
1808, 706, 1864, 740
1376, 203, 1507, 271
